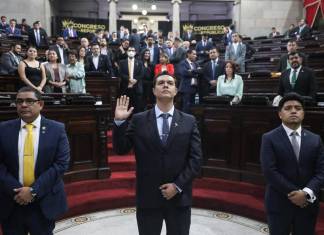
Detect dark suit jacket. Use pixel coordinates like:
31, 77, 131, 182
260, 126, 324, 215
0, 117, 70, 220
200, 59, 225, 97
62, 28, 78, 39
178, 59, 199, 94
49, 45, 69, 65
129, 34, 141, 53
0, 52, 22, 75
113, 108, 202, 208
277, 52, 308, 72
5, 27, 21, 36
118, 58, 144, 94
195, 40, 213, 61
28, 28, 48, 48
85, 54, 113, 75
294, 26, 312, 39
182, 32, 195, 41
278, 66, 317, 99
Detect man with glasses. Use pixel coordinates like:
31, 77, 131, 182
0, 86, 70, 234
113, 74, 202, 235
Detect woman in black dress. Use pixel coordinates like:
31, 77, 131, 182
18, 46, 46, 92
140, 49, 155, 108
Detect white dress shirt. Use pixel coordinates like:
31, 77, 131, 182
232, 42, 239, 54
18, 115, 41, 185
57, 45, 65, 64
282, 123, 316, 203
155, 105, 174, 140
92, 55, 99, 70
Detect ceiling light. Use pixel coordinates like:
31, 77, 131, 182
132, 4, 138, 10
142, 9, 147, 15
151, 4, 157, 10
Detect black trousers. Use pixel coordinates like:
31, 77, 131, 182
136, 206, 191, 235
267, 208, 318, 235
2, 203, 55, 235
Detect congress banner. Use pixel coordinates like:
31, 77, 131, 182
180, 20, 232, 37
52, 16, 109, 37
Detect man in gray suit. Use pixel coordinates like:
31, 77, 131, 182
0, 43, 22, 75
225, 32, 246, 73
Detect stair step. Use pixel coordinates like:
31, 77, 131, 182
64, 188, 135, 219
193, 177, 264, 197
65, 176, 136, 196
108, 155, 136, 172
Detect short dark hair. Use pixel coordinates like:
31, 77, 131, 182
153, 71, 177, 87
91, 43, 100, 47
10, 42, 21, 49
278, 92, 305, 111
68, 49, 78, 57
17, 86, 42, 101
209, 47, 219, 52
186, 49, 196, 56
288, 51, 300, 58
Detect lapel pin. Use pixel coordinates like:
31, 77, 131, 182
174, 123, 178, 127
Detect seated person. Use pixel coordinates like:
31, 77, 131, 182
85, 43, 113, 75
268, 27, 280, 38
0, 43, 22, 75
216, 61, 244, 104
5, 18, 21, 36
154, 52, 174, 76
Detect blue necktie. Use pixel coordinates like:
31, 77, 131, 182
160, 113, 170, 145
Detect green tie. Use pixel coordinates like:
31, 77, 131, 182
291, 69, 297, 88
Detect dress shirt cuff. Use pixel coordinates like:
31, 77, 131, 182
173, 183, 182, 193
114, 120, 126, 126
302, 187, 316, 203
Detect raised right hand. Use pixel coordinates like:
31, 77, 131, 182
114, 95, 134, 121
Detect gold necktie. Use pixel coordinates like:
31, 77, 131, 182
23, 124, 35, 186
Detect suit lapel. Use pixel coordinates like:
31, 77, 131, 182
279, 126, 299, 165
11, 119, 21, 179
35, 117, 49, 173
147, 109, 164, 151
165, 109, 182, 148
298, 129, 307, 164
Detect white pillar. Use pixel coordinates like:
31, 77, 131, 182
233, 0, 241, 33
108, 0, 118, 33
171, 0, 182, 35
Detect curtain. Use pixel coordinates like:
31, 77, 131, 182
304, 0, 324, 27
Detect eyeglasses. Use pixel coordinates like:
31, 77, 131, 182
15, 98, 40, 106
128, 49, 135, 52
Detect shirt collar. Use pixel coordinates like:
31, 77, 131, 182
292, 66, 302, 73
21, 115, 41, 129
155, 105, 174, 119
282, 123, 302, 137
